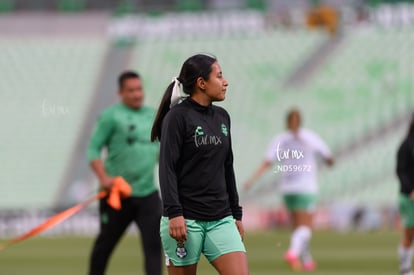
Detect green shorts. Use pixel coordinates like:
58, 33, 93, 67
160, 215, 246, 267
399, 194, 414, 228
283, 193, 317, 212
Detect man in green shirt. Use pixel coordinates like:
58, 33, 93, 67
87, 71, 162, 275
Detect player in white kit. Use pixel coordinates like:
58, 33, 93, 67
244, 109, 334, 271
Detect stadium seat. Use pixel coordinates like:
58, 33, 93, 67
176, 0, 203, 11
246, 0, 266, 11
0, 0, 14, 12
114, 0, 137, 15
57, 0, 85, 12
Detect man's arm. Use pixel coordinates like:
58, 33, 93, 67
87, 112, 115, 190
90, 160, 114, 190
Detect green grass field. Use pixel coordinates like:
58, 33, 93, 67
0, 230, 400, 275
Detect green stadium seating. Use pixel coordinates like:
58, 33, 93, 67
246, 0, 266, 11
296, 28, 414, 153
114, 0, 137, 15
0, 38, 106, 209
176, 0, 203, 12
57, 0, 86, 12
318, 127, 404, 206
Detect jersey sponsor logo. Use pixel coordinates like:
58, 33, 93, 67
194, 135, 222, 147
176, 241, 187, 258
193, 126, 223, 147
221, 123, 228, 136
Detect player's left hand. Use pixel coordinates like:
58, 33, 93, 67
410, 191, 414, 201
235, 220, 245, 241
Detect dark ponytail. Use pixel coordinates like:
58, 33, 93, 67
151, 82, 174, 141
151, 54, 217, 141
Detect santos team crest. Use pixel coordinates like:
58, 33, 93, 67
176, 241, 187, 258
221, 123, 228, 136
195, 126, 204, 136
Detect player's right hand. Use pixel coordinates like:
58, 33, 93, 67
169, 216, 187, 242
100, 176, 115, 190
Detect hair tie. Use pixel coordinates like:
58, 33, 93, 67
170, 77, 189, 108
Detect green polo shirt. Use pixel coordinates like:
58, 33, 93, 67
87, 103, 159, 197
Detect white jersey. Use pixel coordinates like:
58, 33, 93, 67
265, 128, 332, 194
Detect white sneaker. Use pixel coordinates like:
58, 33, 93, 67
401, 271, 414, 275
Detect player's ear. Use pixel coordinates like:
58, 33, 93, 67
196, 77, 206, 92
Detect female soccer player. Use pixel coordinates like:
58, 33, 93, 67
244, 109, 333, 271
397, 115, 414, 275
151, 54, 248, 275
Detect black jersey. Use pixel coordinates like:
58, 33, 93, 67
397, 137, 414, 195
159, 98, 242, 221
